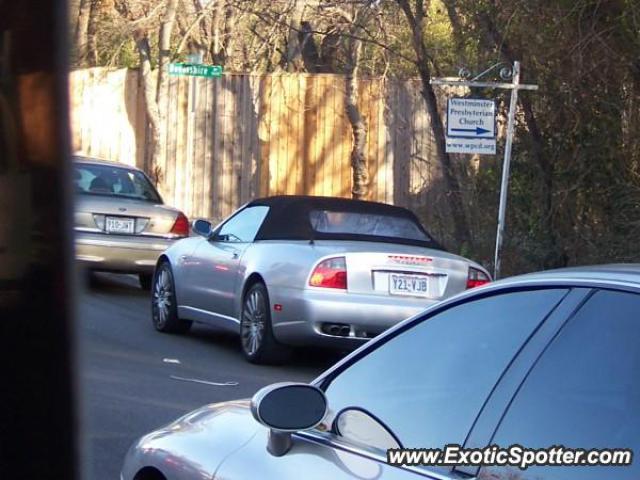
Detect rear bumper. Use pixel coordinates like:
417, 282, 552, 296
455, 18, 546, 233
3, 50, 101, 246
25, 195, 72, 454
271, 287, 436, 348
75, 232, 175, 274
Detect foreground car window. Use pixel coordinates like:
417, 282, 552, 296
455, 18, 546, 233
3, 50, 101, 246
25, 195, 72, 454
310, 210, 430, 241
481, 290, 640, 480
322, 289, 568, 462
74, 163, 161, 203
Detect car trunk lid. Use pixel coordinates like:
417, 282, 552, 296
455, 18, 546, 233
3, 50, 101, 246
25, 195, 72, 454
74, 194, 183, 237
309, 241, 477, 300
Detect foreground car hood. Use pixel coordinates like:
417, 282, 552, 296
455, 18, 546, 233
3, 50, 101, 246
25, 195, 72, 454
122, 400, 259, 480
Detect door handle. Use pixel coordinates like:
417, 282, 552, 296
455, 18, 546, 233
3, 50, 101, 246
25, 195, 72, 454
232, 252, 239, 259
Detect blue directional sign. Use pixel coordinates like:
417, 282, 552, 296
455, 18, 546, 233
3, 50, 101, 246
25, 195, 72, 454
450, 126, 492, 135
446, 98, 496, 139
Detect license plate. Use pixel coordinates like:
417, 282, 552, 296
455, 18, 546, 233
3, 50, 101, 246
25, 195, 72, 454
105, 216, 135, 234
389, 274, 429, 297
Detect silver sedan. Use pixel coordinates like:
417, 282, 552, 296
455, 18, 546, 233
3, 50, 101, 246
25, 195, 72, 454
151, 195, 490, 363
73, 156, 190, 289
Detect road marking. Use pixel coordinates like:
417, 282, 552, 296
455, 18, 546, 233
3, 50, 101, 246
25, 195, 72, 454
162, 358, 181, 364
170, 375, 239, 387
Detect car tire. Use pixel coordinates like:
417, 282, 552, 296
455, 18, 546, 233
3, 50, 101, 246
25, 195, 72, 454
139, 273, 152, 290
151, 262, 192, 334
240, 282, 290, 364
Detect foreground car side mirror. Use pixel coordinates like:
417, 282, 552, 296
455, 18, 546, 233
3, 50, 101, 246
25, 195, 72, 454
191, 219, 212, 237
251, 382, 327, 457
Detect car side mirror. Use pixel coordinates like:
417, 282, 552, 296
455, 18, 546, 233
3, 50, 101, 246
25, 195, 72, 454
251, 382, 327, 457
191, 219, 212, 237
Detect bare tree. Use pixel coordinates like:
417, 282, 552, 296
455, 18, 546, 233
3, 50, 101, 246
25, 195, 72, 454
395, 0, 471, 248
74, 0, 92, 64
86, 0, 103, 66
115, 0, 180, 185
284, 0, 307, 71
345, 33, 369, 199
330, 2, 378, 199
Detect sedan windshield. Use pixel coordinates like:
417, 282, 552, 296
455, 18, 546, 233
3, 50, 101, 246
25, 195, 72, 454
310, 210, 430, 242
74, 162, 161, 203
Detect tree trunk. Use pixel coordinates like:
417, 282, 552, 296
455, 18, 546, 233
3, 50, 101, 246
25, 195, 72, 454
149, 0, 179, 186
211, 1, 233, 64
396, 0, 471, 248
299, 21, 322, 73
74, 0, 91, 65
345, 36, 369, 199
441, 0, 467, 64
157, 0, 179, 106
211, 1, 222, 62
284, 0, 306, 72
221, 2, 234, 65
134, 32, 164, 185
86, 0, 102, 66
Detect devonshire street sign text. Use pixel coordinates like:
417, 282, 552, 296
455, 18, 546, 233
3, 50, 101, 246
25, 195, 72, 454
169, 63, 223, 78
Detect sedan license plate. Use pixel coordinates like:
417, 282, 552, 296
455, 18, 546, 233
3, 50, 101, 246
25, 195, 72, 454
105, 216, 135, 234
389, 274, 429, 297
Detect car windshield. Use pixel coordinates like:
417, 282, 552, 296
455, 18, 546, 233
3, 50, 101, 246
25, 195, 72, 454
74, 162, 161, 203
309, 210, 430, 242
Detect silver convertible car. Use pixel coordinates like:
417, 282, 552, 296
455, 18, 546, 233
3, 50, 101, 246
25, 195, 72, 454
151, 195, 491, 362
124, 265, 640, 480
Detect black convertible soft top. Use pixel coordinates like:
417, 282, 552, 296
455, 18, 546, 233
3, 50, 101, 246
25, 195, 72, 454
249, 195, 444, 250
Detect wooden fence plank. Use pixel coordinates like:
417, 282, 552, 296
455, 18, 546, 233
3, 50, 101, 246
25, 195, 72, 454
258, 75, 271, 198
192, 77, 205, 218
231, 76, 243, 210
220, 75, 233, 219
248, 75, 261, 199
239, 76, 251, 204
275, 77, 288, 195
163, 76, 177, 204
201, 77, 213, 219
212, 75, 223, 220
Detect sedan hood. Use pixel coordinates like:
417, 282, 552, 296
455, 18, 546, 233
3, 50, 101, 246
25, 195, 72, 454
122, 400, 259, 480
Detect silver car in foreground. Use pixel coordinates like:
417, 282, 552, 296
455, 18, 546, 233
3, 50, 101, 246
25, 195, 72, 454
151, 195, 490, 362
124, 265, 640, 480
74, 157, 190, 289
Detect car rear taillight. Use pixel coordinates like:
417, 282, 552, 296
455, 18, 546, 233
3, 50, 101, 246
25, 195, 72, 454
309, 257, 347, 289
170, 212, 189, 237
467, 267, 491, 289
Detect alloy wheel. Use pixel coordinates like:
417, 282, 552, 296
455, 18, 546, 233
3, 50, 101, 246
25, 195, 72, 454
241, 288, 266, 356
153, 268, 172, 329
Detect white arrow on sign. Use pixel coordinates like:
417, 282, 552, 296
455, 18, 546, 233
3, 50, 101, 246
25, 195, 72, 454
447, 98, 496, 139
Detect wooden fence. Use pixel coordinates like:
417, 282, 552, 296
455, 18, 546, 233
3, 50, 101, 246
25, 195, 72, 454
69, 68, 446, 228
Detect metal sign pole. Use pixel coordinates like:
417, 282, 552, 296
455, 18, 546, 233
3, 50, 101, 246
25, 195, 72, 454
431, 61, 537, 280
493, 61, 520, 280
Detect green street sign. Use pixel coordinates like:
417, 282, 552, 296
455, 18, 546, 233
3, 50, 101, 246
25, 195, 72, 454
168, 63, 223, 78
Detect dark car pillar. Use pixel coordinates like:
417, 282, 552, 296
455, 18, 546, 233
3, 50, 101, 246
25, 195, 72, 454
0, 1, 77, 479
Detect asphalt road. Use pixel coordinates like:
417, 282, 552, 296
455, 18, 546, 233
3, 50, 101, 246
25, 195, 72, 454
78, 272, 342, 480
